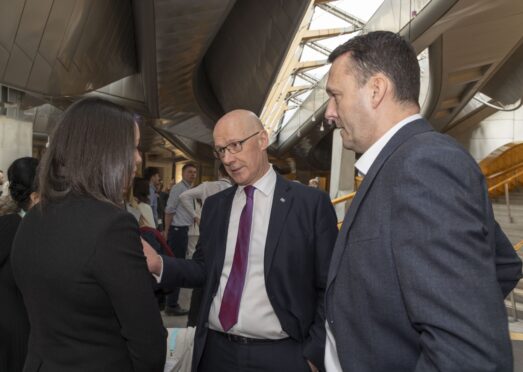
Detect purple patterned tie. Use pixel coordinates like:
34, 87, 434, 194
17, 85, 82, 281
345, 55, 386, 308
219, 185, 255, 332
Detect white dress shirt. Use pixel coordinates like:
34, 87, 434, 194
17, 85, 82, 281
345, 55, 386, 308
208, 166, 288, 339
179, 178, 232, 219
325, 113, 422, 371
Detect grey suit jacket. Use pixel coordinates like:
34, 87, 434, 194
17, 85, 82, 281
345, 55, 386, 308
326, 119, 521, 372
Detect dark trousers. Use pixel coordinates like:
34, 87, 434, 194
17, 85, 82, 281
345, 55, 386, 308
166, 225, 188, 307
198, 330, 311, 372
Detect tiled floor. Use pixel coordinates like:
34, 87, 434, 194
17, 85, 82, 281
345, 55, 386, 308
161, 288, 192, 329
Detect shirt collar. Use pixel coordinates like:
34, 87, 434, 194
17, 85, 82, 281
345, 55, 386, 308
237, 165, 276, 197
355, 114, 422, 176
182, 179, 192, 188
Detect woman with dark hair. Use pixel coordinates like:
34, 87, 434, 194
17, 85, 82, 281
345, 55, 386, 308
11, 98, 166, 372
0, 157, 38, 372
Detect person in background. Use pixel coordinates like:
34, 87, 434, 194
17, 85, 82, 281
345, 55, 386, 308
156, 180, 167, 231
0, 157, 38, 372
133, 177, 156, 228
0, 170, 4, 197
180, 164, 233, 227
0, 170, 10, 197
0, 192, 18, 216
163, 163, 198, 316
308, 178, 319, 188
11, 98, 166, 371
179, 164, 234, 327
144, 167, 161, 227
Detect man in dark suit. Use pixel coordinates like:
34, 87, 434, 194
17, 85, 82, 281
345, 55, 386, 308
323, 30, 522, 372
144, 109, 338, 371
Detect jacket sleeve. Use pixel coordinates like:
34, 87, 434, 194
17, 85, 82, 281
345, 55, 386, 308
91, 211, 167, 372
494, 221, 522, 297
391, 149, 512, 372
302, 191, 338, 371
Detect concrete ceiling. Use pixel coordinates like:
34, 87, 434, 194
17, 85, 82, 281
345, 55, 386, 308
0, 0, 309, 163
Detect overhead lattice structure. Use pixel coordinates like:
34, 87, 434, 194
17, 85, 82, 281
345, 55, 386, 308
260, 0, 365, 137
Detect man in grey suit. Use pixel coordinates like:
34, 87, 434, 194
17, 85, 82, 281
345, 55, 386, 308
323, 31, 522, 371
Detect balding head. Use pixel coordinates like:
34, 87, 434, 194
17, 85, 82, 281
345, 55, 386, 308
213, 110, 270, 186
214, 109, 264, 136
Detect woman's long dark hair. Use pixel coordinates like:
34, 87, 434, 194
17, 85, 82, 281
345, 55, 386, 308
38, 98, 136, 206
7, 157, 39, 211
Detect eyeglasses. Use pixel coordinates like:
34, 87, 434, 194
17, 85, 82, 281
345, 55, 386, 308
213, 131, 261, 159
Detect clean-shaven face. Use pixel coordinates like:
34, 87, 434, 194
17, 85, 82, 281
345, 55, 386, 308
325, 55, 376, 154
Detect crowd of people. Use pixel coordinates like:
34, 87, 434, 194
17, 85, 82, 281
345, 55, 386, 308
0, 31, 522, 372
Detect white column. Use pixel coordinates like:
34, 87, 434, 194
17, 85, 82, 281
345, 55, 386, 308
0, 116, 33, 173
329, 128, 355, 221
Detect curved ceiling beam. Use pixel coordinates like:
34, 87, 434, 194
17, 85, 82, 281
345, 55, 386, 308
0, 0, 136, 97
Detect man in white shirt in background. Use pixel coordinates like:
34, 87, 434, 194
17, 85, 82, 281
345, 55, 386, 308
179, 164, 233, 327
163, 163, 197, 316
179, 164, 233, 228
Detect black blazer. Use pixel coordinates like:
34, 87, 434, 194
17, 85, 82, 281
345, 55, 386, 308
11, 195, 167, 372
326, 119, 522, 372
0, 213, 29, 372
161, 175, 338, 371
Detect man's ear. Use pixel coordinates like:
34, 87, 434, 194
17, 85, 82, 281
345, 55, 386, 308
369, 73, 389, 108
259, 130, 269, 151
30, 192, 40, 208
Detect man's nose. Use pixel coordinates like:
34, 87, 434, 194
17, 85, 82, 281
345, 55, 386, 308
221, 149, 235, 164
324, 98, 337, 122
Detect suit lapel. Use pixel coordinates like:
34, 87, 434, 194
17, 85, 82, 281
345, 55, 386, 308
327, 119, 434, 287
264, 175, 293, 276
213, 186, 237, 285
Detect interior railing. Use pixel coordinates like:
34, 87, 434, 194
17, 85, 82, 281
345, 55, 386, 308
331, 175, 363, 228
509, 241, 523, 325
331, 191, 356, 229
488, 169, 523, 223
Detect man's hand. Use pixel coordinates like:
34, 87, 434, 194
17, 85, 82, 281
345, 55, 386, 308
141, 238, 162, 276
307, 360, 319, 372
194, 216, 201, 226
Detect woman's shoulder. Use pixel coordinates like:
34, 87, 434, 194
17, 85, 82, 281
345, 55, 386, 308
0, 212, 21, 225
0, 213, 21, 264
36, 194, 128, 222
0, 213, 21, 239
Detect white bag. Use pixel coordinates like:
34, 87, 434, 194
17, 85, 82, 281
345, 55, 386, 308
164, 327, 196, 372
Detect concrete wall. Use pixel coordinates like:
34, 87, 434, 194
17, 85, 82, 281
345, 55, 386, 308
0, 116, 32, 175
454, 106, 523, 161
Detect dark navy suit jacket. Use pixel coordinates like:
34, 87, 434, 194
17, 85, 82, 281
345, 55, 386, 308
160, 174, 338, 371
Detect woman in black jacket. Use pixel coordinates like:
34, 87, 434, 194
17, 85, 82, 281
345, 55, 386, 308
0, 157, 38, 372
11, 98, 166, 372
